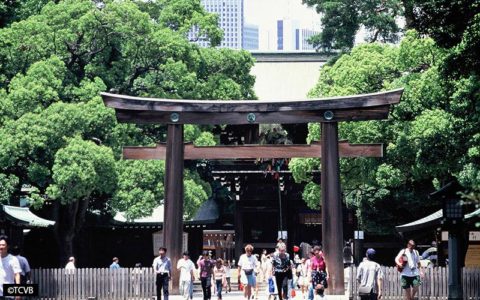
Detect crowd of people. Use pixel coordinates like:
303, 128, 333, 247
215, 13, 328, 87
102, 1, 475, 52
0, 234, 433, 300
148, 238, 432, 300
147, 238, 332, 300
0, 235, 31, 297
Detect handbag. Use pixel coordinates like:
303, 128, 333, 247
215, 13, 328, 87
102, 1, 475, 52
396, 265, 404, 272
397, 249, 407, 273
268, 277, 275, 293
358, 285, 372, 296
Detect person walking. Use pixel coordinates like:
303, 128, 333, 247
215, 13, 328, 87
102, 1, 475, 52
224, 260, 232, 293
305, 251, 314, 300
297, 257, 309, 300
253, 254, 261, 299
213, 258, 226, 300
198, 251, 215, 300
65, 256, 76, 275
238, 244, 259, 300
178, 252, 195, 300
261, 249, 268, 283
343, 240, 354, 267
108, 256, 121, 297
357, 248, 384, 300
11, 246, 31, 284
132, 263, 143, 296
152, 247, 172, 300
271, 243, 293, 300
110, 257, 121, 269
395, 240, 422, 300
0, 236, 21, 297
308, 246, 328, 298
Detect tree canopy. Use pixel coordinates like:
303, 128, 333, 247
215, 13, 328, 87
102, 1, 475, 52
0, 0, 256, 263
290, 27, 480, 234
302, 0, 403, 50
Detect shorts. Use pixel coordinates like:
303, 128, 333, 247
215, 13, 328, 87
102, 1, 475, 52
401, 275, 421, 289
246, 273, 256, 286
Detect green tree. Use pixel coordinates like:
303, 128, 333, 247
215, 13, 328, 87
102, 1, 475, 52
47, 137, 117, 260
112, 160, 165, 221
291, 30, 479, 234
302, 0, 403, 50
0, 0, 256, 263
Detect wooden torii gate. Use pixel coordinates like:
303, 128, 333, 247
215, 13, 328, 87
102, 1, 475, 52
102, 89, 402, 294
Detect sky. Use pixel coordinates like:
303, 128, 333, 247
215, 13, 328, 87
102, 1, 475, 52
243, 0, 322, 50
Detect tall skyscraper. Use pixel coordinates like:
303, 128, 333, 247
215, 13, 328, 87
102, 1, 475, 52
190, 0, 244, 49
243, 24, 259, 50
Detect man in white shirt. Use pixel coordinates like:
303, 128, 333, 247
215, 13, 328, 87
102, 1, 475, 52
0, 235, 21, 297
153, 247, 172, 300
395, 240, 422, 300
177, 252, 195, 300
238, 244, 258, 300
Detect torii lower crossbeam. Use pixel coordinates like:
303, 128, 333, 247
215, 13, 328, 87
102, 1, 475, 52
122, 141, 383, 160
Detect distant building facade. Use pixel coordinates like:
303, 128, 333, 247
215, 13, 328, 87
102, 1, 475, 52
277, 19, 298, 51
190, 0, 244, 49
243, 23, 259, 50
295, 28, 319, 51
277, 19, 318, 51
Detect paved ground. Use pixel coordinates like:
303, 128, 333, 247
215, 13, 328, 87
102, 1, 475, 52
166, 268, 352, 300
167, 284, 349, 300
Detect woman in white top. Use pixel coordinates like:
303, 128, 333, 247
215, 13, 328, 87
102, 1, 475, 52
260, 249, 268, 282
395, 240, 423, 300
237, 244, 259, 300
224, 260, 232, 293
297, 257, 309, 299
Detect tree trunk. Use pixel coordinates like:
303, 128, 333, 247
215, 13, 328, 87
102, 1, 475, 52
53, 198, 89, 267
402, 0, 415, 28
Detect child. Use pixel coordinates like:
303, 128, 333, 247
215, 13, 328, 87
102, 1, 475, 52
224, 260, 232, 293
213, 258, 227, 300
314, 283, 327, 300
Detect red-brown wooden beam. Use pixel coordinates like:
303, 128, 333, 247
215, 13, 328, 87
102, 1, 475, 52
113, 106, 391, 125
122, 141, 383, 160
102, 89, 403, 125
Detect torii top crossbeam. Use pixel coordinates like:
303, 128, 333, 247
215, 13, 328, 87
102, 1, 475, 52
101, 89, 403, 124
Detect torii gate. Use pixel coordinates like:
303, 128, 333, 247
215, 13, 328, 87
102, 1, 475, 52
102, 89, 402, 294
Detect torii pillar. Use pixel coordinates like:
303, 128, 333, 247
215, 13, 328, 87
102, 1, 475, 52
321, 122, 344, 294
163, 124, 184, 293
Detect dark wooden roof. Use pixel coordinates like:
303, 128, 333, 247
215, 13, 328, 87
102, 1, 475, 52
101, 89, 403, 125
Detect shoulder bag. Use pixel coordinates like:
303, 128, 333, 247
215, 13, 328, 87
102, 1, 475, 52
358, 285, 372, 296
396, 249, 406, 273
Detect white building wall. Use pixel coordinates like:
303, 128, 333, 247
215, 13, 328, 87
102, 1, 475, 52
251, 60, 326, 100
